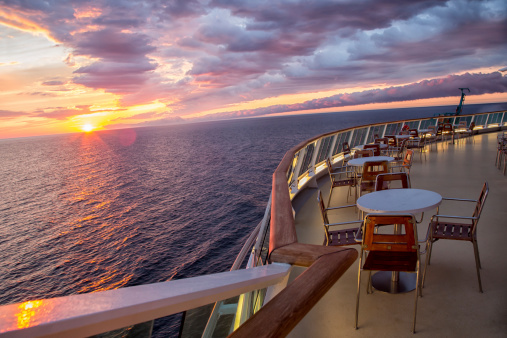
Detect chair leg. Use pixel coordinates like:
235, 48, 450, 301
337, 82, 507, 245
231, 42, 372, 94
355, 263, 363, 329
472, 240, 483, 293
412, 265, 420, 333
327, 188, 333, 208
367, 271, 373, 294
422, 240, 433, 288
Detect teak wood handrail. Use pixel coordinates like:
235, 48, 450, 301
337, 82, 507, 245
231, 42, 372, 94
230, 139, 359, 337
229, 246, 357, 338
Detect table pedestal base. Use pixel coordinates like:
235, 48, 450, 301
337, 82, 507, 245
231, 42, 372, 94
371, 271, 417, 294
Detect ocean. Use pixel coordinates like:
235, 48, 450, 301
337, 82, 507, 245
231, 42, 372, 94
0, 103, 505, 336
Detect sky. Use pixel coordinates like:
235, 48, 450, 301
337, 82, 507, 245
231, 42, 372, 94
1, 0, 506, 139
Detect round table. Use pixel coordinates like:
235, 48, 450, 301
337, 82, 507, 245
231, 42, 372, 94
356, 189, 442, 214
347, 156, 394, 167
356, 189, 442, 294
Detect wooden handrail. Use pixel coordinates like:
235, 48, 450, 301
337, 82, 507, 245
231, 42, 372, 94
229, 246, 357, 337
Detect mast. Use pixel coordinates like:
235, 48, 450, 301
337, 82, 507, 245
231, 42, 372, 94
455, 88, 470, 115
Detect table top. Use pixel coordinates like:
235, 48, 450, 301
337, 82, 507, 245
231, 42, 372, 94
348, 156, 394, 166
395, 134, 411, 139
356, 188, 442, 214
353, 143, 389, 150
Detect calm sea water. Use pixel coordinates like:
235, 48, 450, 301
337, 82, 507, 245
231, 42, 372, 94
0, 103, 504, 336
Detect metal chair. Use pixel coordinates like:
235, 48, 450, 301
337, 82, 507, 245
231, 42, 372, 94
317, 190, 363, 246
355, 214, 422, 333
406, 134, 426, 160
358, 160, 389, 196
325, 157, 356, 206
342, 142, 352, 164
363, 144, 380, 156
375, 172, 411, 191
423, 182, 489, 292
353, 149, 373, 158
390, 149, 413, 174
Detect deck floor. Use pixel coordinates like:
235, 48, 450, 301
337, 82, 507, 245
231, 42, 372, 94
288, 131, 507, 337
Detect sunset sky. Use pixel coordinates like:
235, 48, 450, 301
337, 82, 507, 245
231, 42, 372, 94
1, 0, 506, 139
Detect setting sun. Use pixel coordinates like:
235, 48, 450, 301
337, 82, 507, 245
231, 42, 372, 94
82, 124, 95, 132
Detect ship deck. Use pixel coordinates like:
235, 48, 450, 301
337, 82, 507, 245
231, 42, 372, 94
288, 131, 507, 337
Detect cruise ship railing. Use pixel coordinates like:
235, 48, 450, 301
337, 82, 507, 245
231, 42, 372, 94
1, 110, 504, 338
194, 194, 272, 337
287, 110, 506, 196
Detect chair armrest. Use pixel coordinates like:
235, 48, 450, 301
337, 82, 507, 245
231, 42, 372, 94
326, 220, 363, 228
442, 197, 477, 203
326, 204, 357, 211
432, 214, 478, 220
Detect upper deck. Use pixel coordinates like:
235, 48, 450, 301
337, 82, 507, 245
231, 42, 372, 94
288, 131, 507, 337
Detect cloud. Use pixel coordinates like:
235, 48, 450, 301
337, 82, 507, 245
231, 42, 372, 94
0, 109, 27, 117
42, 80, 65, 86
206, 72, 507, 119
35, 105, 96, 120
1, 0, 506, 125
106, 115, 184, 130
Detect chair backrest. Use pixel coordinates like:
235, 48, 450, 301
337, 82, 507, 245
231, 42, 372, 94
361, 160, 389, 182
325, 157, 334, 181
443, 123, 453, 133
364, 144, 380, 156
317, 190, 332, 245
403, 149, 414, 167
458, 121, 467, 129
428, 125, 437, 133
317, 190, 330, 225
354, 150, 373, 158
375, 137, 389, 145
363, 214, 418, 253
409, 129, 419, 138
375, 172, 411, 191
343, 142, 351, 155
471, 182, 489, 233
385, 135, 397, 146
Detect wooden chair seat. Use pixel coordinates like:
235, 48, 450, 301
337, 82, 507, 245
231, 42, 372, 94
429, 221, 472, 241
363, 251, 418, 272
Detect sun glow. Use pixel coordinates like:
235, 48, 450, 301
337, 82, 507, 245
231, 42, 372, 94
82, 124, 95, 132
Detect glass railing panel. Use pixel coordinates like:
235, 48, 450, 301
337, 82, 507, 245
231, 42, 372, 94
366, 125, 385, 142
404, 121, 419, 130
487, 112, 502, 125
181, 298, 238, 338
91, 321, 153, 338
332, 131, 351, 155
419, 118, 437, 129
298, 143, 315, 177
474, 114, 488, 127
316, 135, 334, 163
349, 127, 368, 147
385, 122, 401, 136
502, 112, 507, 126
